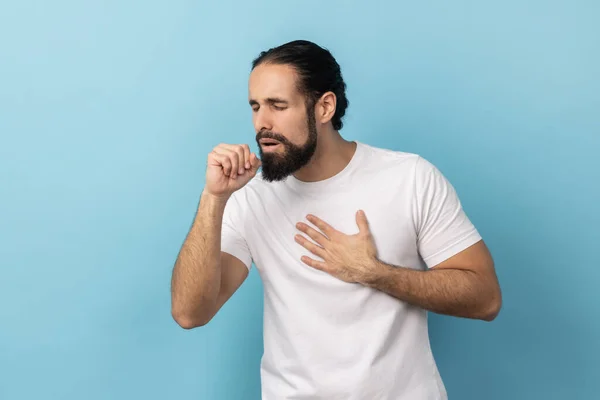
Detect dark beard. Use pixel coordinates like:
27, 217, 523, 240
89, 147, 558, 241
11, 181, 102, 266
256, 108, 318, 182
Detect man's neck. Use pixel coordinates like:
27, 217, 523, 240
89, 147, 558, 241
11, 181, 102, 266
293, 130, 357, 183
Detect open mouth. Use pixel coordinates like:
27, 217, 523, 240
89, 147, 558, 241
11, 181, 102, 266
259, 139, 282, 148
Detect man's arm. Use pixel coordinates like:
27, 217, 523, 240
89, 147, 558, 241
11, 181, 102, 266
363, 240, 502, 321
170, 191, 248, 329
295, 212, 501, 321
171, 143, 260, 329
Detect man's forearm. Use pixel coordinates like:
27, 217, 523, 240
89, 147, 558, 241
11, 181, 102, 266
363, 260, 501, 321
171, 191, 228, 327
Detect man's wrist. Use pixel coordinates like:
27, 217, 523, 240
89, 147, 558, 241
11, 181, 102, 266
201, 189, 229, 206
198, 190, 231, 217
360, 257, 390, 287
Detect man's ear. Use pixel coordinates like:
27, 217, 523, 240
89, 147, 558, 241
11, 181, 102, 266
316, 92, 337, 125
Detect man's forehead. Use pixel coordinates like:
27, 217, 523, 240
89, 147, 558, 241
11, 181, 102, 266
248, 64, 299, 100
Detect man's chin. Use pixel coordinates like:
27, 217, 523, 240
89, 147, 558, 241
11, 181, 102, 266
260, 169, 292, 182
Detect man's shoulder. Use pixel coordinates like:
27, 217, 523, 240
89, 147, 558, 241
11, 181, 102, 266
356, 142, 450, 192
358, 141, 423, 172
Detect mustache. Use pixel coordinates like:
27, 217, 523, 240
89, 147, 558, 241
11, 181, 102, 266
256, 130, 290, 145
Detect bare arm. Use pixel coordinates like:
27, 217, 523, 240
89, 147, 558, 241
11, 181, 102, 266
170, 143, 260, 329
296, 213, 501, 321
364, 240, 502, 321
170, 191, 234, 328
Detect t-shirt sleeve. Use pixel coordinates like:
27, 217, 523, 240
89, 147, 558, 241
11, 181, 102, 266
221, 192, 253, 270
413, 156, 482, 268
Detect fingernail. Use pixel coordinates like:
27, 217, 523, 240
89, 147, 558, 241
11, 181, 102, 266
239, 168, 244, 174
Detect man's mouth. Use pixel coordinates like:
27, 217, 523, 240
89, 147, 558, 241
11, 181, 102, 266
259, 139, 282, 147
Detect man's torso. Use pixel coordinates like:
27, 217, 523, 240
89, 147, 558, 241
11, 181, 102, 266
230, 143, 448, 399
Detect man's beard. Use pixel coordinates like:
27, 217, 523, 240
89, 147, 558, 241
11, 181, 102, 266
256, 109, 318, 182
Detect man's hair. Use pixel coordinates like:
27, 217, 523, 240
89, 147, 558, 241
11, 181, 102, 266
252, 40, 349, 131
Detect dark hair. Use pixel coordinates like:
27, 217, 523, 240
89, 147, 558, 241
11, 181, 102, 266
252, 40, 349, 131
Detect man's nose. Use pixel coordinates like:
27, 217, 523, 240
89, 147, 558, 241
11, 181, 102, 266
254, 109, 273, 133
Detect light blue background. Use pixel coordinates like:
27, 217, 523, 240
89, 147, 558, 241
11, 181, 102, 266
1, 1, 599, 399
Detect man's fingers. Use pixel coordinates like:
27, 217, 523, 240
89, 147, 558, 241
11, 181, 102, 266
242, 144, 251, 170
296, 222, 329, 245
306, 215, 336, 237
213, 147, 241, 178
355, 210, 370, 235
250, 152, 262, 170
231, 145, 246, 174
300, 256, 327, 271
295, 234, 327, 259
210, 152, 233, 177
212, 143, 262, 179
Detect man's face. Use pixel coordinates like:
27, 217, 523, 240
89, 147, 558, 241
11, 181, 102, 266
249, 63, 318, 182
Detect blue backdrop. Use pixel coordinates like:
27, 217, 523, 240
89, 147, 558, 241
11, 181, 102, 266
1, 1, 598, 399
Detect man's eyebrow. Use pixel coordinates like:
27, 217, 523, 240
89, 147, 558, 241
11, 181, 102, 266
266, 97, 288, 104
248, 97, 289, 106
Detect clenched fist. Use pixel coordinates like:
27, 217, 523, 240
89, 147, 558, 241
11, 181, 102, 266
205, 143, 262, 199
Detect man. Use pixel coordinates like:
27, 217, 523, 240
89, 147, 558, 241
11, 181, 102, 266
171, 40, 502, 399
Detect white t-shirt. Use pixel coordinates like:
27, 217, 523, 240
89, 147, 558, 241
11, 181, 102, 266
221, 141, 482, 400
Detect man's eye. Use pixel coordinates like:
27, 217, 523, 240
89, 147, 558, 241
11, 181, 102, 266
273, 105, 286, 111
